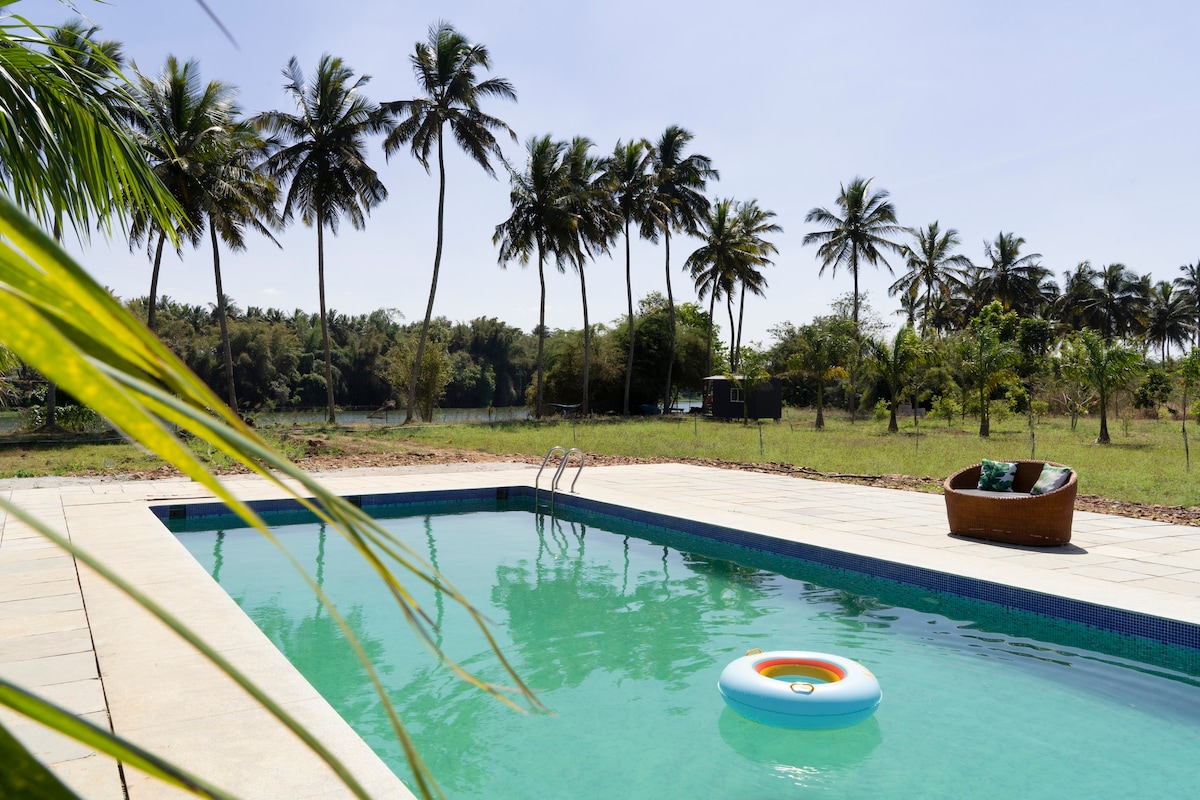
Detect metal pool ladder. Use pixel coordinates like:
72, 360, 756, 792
535, 446, 584, 513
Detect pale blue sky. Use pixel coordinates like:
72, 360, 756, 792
52, 0, 1200, 347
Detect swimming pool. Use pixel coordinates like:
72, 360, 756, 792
172, 498, 1200, 798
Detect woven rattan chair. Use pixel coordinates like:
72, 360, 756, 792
943, 460, 1077, 546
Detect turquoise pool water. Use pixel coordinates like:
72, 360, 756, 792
173, 502, 1200, 799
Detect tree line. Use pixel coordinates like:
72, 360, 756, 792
8, 17, 1200, 440
20, 18, 772, 424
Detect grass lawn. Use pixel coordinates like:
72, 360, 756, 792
1, 408, 1198, 509
383, 408, 1200, 509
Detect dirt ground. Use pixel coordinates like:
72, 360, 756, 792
116, 443, 1200, 528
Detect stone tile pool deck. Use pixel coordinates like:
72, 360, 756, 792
2, 462, 1199, 798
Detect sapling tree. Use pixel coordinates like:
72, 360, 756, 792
962, 302, 1018, 437
1062, 328, 1142, 444
1177, 349, 1200, 470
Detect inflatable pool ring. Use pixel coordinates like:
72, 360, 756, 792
717, 649, 881, 729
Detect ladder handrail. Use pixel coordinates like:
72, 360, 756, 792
551, 448, 585, 494
535, 446, 584, 514
534, 446, 567, 508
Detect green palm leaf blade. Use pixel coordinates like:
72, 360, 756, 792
0, 721, 76, 800
0, 196, 540, 798
0, 682, 233, 799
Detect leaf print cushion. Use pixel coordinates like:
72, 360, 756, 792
1029, 465, 1072, 495
976, 459, 1018, 492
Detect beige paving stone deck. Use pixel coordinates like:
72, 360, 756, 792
2, 462, 1199, 798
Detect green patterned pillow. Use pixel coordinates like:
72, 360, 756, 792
1030, 465, 1072, 495
977, 459, 1018, 491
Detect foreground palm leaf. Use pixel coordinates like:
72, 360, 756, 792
0, 193, 542, 796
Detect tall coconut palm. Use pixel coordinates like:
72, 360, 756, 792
128, 58, 278, 410
559, 136, 618, 416
804, 177, 905, 326
42, 20, 127, 428
686, 198, 741, 377
200, 120, 281, 410
976, 232, 1047, 315
0, 16, 175, 238
257, 54, 389, 424
1174, 259, 1200, 348
729, 200, 780, 371
1080, 263, 1150, 341
382, 21, 516, 424
647, 126, 717, 412
1146, 281, 1195, 363
1054, 260, 1100, 333
494, 135, 575, 418
127, 57, 227, 333
889, 222, 971, 334
600, 138, 660, 415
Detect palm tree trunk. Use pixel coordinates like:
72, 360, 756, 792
705, 290, 717, 378
579, 263, 591, 416
535, 246, 547, 418
147, 231, 166, 332
210, 220, 238, 412
979, 381, 989, 437
623, 219, 635, 416
726, 296, 736, 373
662, 229, 675, 413
851, 250, 860, 325
923, 277, 933, 335
46, 218, 64, 429
1098, 387, 1111, 443
815, 381, 825, 429
407, 131, 448, 424
735, 284, 747, 371
317, 210, 335, 423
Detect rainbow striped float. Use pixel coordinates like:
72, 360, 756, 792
718, 650, 881, 729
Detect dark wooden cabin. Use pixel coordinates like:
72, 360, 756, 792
703, 376, 782, 421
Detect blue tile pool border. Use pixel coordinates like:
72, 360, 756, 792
153, 486, 1200, 653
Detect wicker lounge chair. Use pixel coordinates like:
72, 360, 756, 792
943, 460, 1077, 546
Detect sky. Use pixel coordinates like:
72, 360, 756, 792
40, 0, 1200, 349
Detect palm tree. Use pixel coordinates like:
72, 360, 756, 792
647, 125, 717, 412
686, 199, 741, 377
42, 20, 127, 428
963, 306, 1019, 437
1080, 263, 1150, 341
869, 326, 922, 433
787, 316, 856, 429
729, 200, 781, 372
600, 138, 660, 415
1064, 328, 1142, 444
1054, 260, 1100, 333
45, 20, 127, 232
382, 21, 516, 424
494, 135, 575, 418
803, 177, 905, 326
976, 232, 1048, 315
128, 58, 278, 410
889, 222, 971, 334
200, 121, 281, 410
0, 16, 175, 239
559, 136, 618, 416
1146, 281, 1194, 363
925, 291, 970, 337
127, 57, 228, 333
1174, 259, 1200, 348
257, 55, 390, 424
